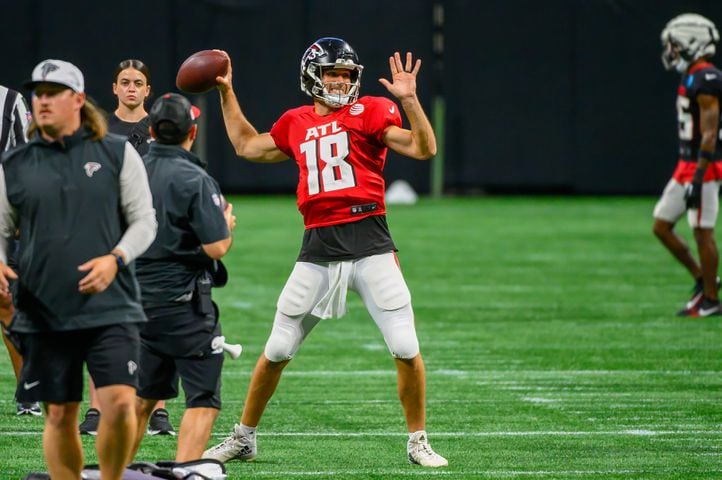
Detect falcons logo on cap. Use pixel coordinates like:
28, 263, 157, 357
40, 62, 59, 79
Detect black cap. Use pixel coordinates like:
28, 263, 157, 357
149, 93, 201, 144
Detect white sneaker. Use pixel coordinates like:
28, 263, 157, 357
407, 430, 448, 467
202, 424, 257, 463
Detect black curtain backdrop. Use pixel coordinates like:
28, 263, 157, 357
2, 0, 722, 195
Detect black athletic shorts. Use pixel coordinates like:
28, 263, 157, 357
137, 303, 223, 409
15, 322, 140, 403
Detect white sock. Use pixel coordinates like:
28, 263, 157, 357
240, 423, 256, 438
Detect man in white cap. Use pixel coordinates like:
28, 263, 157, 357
0, 59, 157, 480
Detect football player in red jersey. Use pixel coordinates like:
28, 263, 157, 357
654, 14, 722, 317
202, 38, 447, 468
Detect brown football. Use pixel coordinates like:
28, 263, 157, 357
176, 50, 229, 94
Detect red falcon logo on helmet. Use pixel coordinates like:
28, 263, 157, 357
303, 43, 325, 64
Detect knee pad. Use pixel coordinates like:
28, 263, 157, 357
264, 311, 305, 362
277, 263, 325, 316
381, 306, 420, 359
356, 254, 411, 311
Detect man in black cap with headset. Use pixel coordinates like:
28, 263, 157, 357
130, 92, 236, 461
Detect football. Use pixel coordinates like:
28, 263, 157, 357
176, 50, 229, 94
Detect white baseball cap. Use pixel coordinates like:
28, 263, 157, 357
25, 59, 85, 93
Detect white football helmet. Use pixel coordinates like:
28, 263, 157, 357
661, 13, 719, 73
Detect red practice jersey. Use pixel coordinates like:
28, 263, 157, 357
270, 96, 402, 229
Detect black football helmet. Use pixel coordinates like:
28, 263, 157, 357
300, 37, 363, 107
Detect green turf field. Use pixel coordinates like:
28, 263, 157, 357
0, 196, 721, 479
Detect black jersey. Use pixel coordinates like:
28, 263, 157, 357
108, 113, 152, 156
135, 143, 228, 307
676, 62, 722, 160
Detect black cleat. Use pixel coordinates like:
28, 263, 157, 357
679, 296, 722, 317
16, 402, 42, 417
694, 297, 722, 317
677, 277, 721, 316
79, 408, 100, 435
147, 408, 175, 436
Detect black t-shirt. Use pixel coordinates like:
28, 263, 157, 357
297, 215, 397, 262
135, 143, 229, 307
108, 113, 152, 156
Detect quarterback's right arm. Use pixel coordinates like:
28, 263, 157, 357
216, 52, 287, 163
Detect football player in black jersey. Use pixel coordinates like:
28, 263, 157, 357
654, 13, 722, 316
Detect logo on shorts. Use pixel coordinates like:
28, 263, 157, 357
23, 380, 40, 390
127, 360, 137, 376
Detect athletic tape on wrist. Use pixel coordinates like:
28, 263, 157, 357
698, 150, 715, 162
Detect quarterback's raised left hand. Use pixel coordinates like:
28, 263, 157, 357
379, 52, 419, 100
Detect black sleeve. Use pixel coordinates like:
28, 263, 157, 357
696, 69, 722, 97
189, 174, 229, 245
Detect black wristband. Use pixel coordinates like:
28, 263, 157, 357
111, 253, 126, 269
692, 168, 705, 183
699, 150, 715, 162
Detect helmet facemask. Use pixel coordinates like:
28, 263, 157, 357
662, 38, 689, 73
314, 65, 362, 107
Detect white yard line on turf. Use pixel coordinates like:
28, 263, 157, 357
2, 430, 722, 437
1, 369, 721, 378
234, 469, 722, 477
